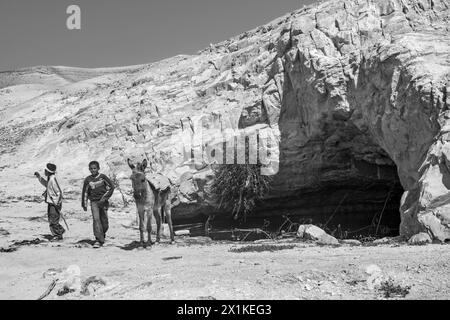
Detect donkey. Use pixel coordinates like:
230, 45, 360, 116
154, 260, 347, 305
127, 158, 174, 246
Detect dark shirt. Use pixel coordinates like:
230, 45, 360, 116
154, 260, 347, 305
81, 173, 114, 207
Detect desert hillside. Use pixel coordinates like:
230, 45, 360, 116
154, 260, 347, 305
1, 0, 450, 241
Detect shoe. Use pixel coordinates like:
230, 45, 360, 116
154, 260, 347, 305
51, 235, 63, 242
93, 241, 104, 248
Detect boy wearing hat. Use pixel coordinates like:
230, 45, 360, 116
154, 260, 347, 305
34, 163, 65, 240
81, 161, 115, 248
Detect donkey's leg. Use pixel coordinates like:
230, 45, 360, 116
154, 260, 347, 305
154, 207, 162, 243
164, 199, 175, 243
146, 209, 153, 246
137, 205, 146, 246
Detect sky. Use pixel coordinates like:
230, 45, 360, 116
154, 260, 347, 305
0, 0, 315, 71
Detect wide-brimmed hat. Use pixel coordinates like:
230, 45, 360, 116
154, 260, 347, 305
45, 163, 57, 173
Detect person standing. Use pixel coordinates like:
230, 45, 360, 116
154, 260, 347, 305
81, 161, 115, 248
34, 163, 65, 240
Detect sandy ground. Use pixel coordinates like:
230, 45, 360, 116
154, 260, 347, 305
0, 200, 449, 300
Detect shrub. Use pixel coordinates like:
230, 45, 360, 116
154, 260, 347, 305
379, 279, 411, 298
108, 164, 129, 207
210, 163, 271, 221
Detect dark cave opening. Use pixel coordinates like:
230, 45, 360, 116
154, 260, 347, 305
174, 110, 406, 240
206, 159, 404, 241
252, 179, 403, 239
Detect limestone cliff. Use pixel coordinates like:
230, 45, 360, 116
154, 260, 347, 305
1, 0, 449, 240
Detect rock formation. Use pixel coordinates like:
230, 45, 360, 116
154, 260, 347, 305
1, 0, 449, 241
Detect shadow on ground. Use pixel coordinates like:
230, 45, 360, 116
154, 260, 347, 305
0, 237, 46, 253
119, 240, 149, 251
27, 216, 47, 222
76, 239, 96, 246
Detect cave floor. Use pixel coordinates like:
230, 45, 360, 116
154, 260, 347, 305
0, 201, 449, 300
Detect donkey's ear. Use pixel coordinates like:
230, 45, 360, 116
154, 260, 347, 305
142, 159, 148, 170
127, 158, 135, 169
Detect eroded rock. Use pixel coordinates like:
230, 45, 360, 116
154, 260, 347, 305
1, 0, 450, 241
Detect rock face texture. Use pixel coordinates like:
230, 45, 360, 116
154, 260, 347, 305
1, 0, 450, 240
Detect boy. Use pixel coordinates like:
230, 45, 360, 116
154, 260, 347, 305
34, 163, 65, 241
81, 161, 115, 248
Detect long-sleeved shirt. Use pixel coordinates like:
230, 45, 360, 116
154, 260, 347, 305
38, 175, 63, 205
81, 173, 114, 207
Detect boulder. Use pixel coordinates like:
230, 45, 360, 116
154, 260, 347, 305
297, 224, 326, 240
408, 232, 432, 245
297, 224, 339, 245
316, 234, 340, 246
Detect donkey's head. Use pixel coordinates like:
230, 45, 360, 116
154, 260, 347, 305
128, 158, 148, 201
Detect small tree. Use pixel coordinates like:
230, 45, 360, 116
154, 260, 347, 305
210, 163, 271, 222
107, 164, 129, 207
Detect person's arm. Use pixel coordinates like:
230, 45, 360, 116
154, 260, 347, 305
35, 173, 47, 187
81, 178, 88, 210
99, 174, 115, 202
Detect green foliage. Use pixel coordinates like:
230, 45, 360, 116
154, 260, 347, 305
210, 164, 272, 221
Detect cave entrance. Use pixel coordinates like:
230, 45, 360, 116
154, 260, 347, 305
202, 158, 405, 241
240, 158, 405, 240
201, 118, 405, 240
205, 180, 404, 241
240, 108, 407, 240
202, 144, 404, 240
318, 160, 404, 239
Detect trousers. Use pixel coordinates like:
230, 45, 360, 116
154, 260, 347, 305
91, 201, 109, 243
47, 204, 65, 236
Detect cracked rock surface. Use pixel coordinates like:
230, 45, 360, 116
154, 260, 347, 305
1, 0, 449, 240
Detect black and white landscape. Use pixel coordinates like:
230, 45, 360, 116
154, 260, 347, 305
0, 0, 450, 300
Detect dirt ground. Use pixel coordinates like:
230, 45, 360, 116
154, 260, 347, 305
0, 200, 449, 300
